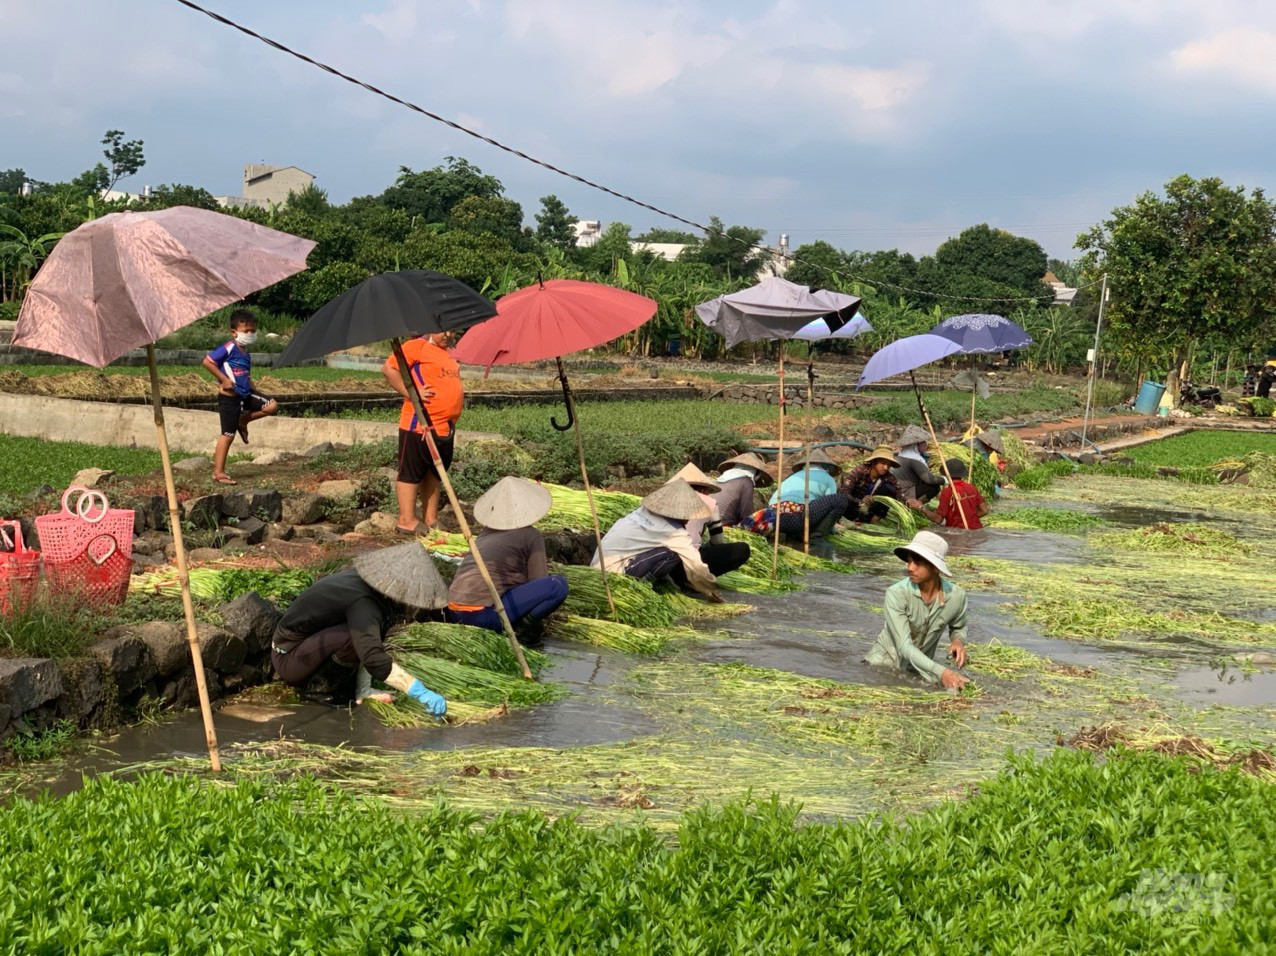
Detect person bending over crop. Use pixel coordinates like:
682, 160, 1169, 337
667, 463, 751, 576
891, 425, 946, 505
271, 542, 448, 713
840, 446, 908, 523
712, 452, 773, 525
592, 478, 724, 603
382, 330, 463, 536
865, 530, 970, 690
202, 308, 278, 485
446, 477, 568, 646
913, 459, 989, 530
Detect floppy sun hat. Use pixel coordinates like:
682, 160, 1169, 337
867, 445, 901, 467
474, 476, 553, 530
893, 530, 952, 577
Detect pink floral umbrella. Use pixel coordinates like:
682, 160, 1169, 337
13, 206, 315, 771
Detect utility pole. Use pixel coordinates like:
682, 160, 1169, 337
1080, 274, 1109, 448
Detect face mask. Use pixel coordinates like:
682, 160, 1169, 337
234, 331, 257, 346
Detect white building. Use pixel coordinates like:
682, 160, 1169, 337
214, 163, 316, 210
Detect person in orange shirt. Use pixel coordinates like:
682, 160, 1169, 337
382, 331, 464, 534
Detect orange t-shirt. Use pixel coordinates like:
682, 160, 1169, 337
387, 338, 464, 437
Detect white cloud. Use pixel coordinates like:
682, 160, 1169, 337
1171, 29, 1276, 95
361, 0, 419, 39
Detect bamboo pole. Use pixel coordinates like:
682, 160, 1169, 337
556, 357, 617, 618
772, 348, 785, 579
803, 359, 815, 553
147, 345, 220, 771
391, 339, 532, 680
910, 371, 968, 529
969, 386, 977, 459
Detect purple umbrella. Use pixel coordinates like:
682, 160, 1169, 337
930, 313, 1033, 354
855, 333, 970, 527
857, 333, 963, 389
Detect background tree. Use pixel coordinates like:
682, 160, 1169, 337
380, 157, 503, 224
284, 184, 331, 217
134, 183, 221, 211
0, 169, 28, 195
447, 194, 525, 247
1076, 174, 1276, 396
101, 129, 145, 195
535, 194, 577, 250
634, 227, 699, 244
681, 216, 768, 279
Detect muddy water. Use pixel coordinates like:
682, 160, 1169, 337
15, 500, 1276, 796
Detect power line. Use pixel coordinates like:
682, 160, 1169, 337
171, 0, 1094, 306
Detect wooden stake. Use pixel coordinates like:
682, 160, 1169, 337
147, 345, 220, 771
910, 371, 969, 529
392, 339, 532, 679
772, 348, 785, 579
556, 357, 617, 618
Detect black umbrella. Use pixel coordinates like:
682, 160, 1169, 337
277, 270, 497, 365
276, 270, 533, 680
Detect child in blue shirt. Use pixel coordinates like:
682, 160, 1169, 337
202, 308, 277, 485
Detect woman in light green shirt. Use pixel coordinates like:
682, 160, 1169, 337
865, 530, 970, 690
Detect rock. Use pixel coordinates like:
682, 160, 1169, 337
304, 442, 336, 458
1156, 466, 1180, 477
0, 658, 63, 719
221, 488, 283, 522
264, 522, 296, 541
25, 484, 54, 500
181, 494, 224, 529
187, 547, 225, 563
132, 494, 169, 532
250, 450, 294, 466
1078, 453, 1098, 465
160, 667, 223, 710
132, 531, 173, 557
379, 467, 400, 486
293, 522, 346, 540
56, 657, 106, 723
318, 479, 358, 500
134, 620, 190, 676
813, 424, 835, 438
283, 493, 326, 525
353, 511, 400, 535
196, 623, 247, 673
226, 515, 268, 545
173, 456, 211, 473
89, 636, 156, 697
332, 443, 350, 452
132, 553, 165, 572
71, 467, 115, 489
218, 592, 281, 657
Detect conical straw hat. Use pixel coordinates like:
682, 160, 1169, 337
642, 478, 712, 521
474, 476, 553, 530
353, 542, 449, 609
976, 430, 1004, 453
717, 452, 774, 486
897, 424, 930, 448
791, 447, 841, 476
866, 445, 901, 467
669, 462, 721, 494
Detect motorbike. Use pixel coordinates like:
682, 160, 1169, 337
1179, 379, 1222, 408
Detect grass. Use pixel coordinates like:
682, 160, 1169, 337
6, 720, 76, 761
0, 363, 381, 382
857, 384, 1082, 426
1124, 431, 1276, 467
984, 506, 1106, 533
0, 434, 188, 494
0, 750, 1270, 951
0, 596, 110, 659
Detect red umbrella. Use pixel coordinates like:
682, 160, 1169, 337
453, 279, 658, 617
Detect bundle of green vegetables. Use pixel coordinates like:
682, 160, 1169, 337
389, 622, 550, 677
557, 564, 680, 628
547, 613, 686, 655
130, 565, 321, 604
386, 652, 563, 708
535, 484, 642, 534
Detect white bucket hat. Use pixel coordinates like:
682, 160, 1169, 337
474, 476, 553, 530
893, 530, 952, 578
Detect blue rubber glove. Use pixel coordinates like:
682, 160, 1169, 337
407, 680, 447, 717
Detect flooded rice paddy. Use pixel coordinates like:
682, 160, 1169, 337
6, 471, 1275, 826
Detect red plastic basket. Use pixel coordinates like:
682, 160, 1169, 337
36, 486, 134, 608
0, 520, 41, 616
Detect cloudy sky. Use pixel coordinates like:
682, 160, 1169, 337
5, 0, 1275, 258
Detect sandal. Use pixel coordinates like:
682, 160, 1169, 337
396, 522, 430, 536
213, 475, 238, 485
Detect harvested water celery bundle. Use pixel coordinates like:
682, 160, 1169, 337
390, 622, 550, 677
557, 565, 680, 628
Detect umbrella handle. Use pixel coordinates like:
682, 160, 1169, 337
551, 362, 575, 432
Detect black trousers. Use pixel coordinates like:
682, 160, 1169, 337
778, 493, 849, 538
272, 624, 360, 687
624, 541, 750, 588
